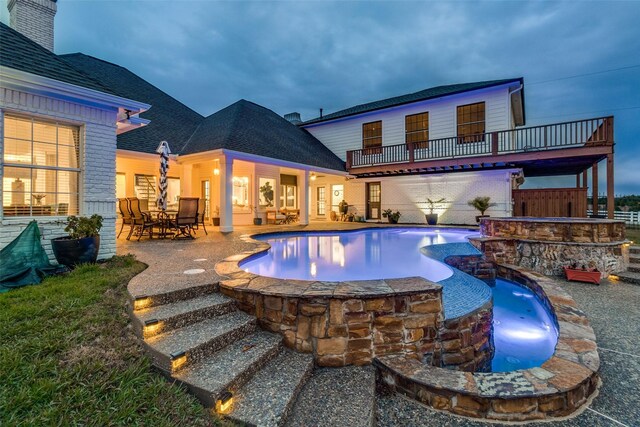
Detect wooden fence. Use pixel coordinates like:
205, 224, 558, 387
513, 188, 588, 218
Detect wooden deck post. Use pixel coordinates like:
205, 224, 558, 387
346, 151, 352, 169
582, 170, 588, 189
408, 142, 415, 164
606, 153, 614, 219
491, 132, 499, 156
592, 162, 599, 215
576, 174, 581, 188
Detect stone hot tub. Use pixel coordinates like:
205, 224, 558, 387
474, 217, 630, 278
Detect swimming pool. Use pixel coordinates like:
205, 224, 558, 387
242, 228, 477, 282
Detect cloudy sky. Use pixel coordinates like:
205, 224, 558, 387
3, 1, 638, 193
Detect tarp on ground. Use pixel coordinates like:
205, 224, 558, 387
0, 221, 61, 292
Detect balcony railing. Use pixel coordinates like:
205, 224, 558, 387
346, 116, 613, 169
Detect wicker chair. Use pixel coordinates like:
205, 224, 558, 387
117, 198, 133, 238
170, 197, 199, 239
126, 197, 157, 241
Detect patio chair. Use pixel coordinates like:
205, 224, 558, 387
117, 198, 133, 238
170, 197, 199, 239
193, 199, 208, 235
126, 197, 157, 241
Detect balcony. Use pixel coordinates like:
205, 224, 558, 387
346, 116, 614, 177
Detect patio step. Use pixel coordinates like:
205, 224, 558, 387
629, 255, 640, 264
615, 270, 640, 285
132, 292, 237, 338
144, 311, 256, 373
228, 349, 314, 427
285, 365, 377, 427
628, 263, 640, 273
629, 246, 640, 255
129, 282, 219, 310
173, 331, 283, 408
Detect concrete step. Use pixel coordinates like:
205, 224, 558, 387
145, 311, 256, 373
629, 256, 640, 264
173, 331, 283, 408
132, 292, 236, 338
130, 282, 219, 310
286, 366, 376, 427
229, 350, 314, 427
629, 246, 640, 255
615, 270, 640, 285
628, 263, 640, 273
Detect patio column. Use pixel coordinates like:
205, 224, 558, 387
299, 170, 309, 225
592, 161, 599, 215
219, 155, 234, 232
606, 153, 614, 219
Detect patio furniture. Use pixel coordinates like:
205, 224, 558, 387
266, 209, 287, 224
117, 198, 134, 238
169, 197, 199, 239
283, 209, 299, 223
126, 197, 157, 241
194, 198, 208, 235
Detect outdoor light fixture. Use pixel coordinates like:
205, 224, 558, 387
133, 296, 151, 311
310, 173, 317, 181
170, 351, 187, 371
608, 274, 619, 281
143, 319, 160, 336
216, 391, 233, 414
214, 168, 220, 175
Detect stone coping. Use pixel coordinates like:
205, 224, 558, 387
215, 234, 443, 299
472, 235, 628, 248
375, 264, 600, 421
484, 217, 624, 225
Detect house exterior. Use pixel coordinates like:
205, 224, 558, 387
0, 0, 616, 260
0, 1, 149, 260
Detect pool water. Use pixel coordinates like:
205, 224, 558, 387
242, 228, 477, 282
490, 278, 558, 372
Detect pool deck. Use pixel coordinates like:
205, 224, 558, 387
118, 222, 639, 426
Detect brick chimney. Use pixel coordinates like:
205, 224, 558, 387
7, 0, 57, 52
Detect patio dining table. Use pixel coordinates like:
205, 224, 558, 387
146, 209, 178, 239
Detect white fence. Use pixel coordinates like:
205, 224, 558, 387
587, 210, 640, 226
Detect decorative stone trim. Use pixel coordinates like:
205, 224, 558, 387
215, 234, 494, 368
375, 264, 599, 421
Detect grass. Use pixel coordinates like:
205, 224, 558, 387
626, 227, 640, 244
0, 255, 223, 426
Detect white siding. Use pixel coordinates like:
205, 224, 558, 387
342, 169, 517, 225
304, 84, 513, 161
1, 86, 119, 261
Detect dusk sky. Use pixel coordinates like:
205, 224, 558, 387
3, 1, 638, 193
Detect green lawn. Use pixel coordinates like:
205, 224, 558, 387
626, 227, 640, 244
0, 255, 223, 426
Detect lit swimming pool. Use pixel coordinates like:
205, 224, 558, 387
242, 228, 477, 282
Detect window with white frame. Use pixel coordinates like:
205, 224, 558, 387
3, 115, 80, 217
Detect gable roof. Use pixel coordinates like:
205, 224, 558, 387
302, 78, 524, 125
0, 23, 112, 94
60, 53, 204, 154
181, 100, 345, 171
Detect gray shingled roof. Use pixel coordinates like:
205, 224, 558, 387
61, 53, 204, 154
303, 78, 524, 125
181, 100, 346, 171
0, 23, 112, 94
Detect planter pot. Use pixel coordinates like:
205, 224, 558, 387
347, 216, 354, 222
253, 218, 263, 225
563, 266, 601, 285
425, 213, 438, 225
388, 217, 399, 224
476, 215, 490, 223
212, 217, 220, 226
51, 236, 100, 267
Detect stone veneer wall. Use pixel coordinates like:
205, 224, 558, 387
475, 218, 629, 277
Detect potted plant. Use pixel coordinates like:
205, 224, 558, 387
51, 214, 103, 267
382, 209, 401, 224
468, 196, 496, 223
212, 206, 220, 226
346, 213, 355, 222
425, 198, 446, 225
338, 200, 349, 215
563, 263, 601, 285
250, 205, 262, 225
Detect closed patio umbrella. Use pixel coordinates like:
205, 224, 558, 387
156, 140, 171, 211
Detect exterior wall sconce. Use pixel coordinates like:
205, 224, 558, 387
310, 173, 317, 181
214, 168, 220, 175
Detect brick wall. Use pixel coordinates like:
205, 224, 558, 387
0, 87, 119, 261
8, 0, 56, 52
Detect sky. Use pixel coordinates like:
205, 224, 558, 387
2, 0, 639, 194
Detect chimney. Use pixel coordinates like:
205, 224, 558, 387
284, 112, 302, 125
7, 0, 57, 52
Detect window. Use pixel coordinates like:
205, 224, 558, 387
3, 115, 80, 217
280, 174, 297, 209
317, 186, 326, 215
457, 102, 485, 143
134, 174, 156, 208
116, 173, 126, 199
405, 112, 429, 149
167, 177, 180, 209
362, 121, 382, 153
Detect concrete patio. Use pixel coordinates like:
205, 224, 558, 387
118, 223, 639, 426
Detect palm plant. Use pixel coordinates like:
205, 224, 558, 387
468, 196, 496, 216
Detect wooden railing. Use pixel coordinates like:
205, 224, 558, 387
346, 116, 613, 169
